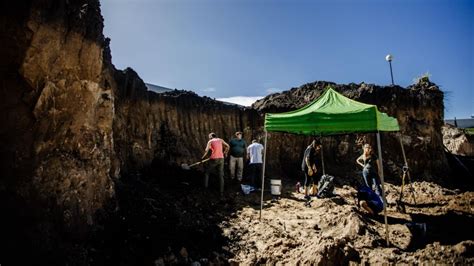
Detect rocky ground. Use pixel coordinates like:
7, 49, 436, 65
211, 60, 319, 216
87, 166, 474, 265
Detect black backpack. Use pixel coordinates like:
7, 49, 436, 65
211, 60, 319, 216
316, 174, 335, 198
316, 175, 334, 198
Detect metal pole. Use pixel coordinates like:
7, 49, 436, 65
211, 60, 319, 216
389, 60, 394, 86
259, 130, 268, 220
376, 132, 390, 246
320, 134, 326, 175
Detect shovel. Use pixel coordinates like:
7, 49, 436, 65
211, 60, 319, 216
396, 165, 411, 213
181, 158, 210, 170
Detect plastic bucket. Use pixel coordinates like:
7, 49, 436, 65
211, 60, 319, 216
270, 179, 282, 195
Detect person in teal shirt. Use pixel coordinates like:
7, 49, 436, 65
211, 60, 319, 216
229, 131, 247, 181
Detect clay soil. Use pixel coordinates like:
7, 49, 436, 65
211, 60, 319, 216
88, 166, 474, 265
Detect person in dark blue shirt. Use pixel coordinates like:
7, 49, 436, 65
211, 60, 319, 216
357, 185, 384, 214
229, 131, 247, 181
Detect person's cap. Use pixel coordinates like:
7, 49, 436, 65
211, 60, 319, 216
363, 143, 371, 149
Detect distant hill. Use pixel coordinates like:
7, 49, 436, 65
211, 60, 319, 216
145, 83, 172, 93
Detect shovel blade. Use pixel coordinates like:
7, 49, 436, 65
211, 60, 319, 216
181, 163, 191, 170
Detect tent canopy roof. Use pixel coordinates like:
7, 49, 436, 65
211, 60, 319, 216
264, 87, 400, 135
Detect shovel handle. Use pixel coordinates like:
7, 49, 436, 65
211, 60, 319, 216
189, 158, 210, 167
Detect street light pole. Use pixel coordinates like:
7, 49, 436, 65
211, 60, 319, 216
385, 54, 394, 86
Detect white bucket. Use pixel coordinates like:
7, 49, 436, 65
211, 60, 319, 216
270, 179, 282, 195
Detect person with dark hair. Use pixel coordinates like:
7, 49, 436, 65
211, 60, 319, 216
202, 132, 230, 197
356, 143, 382, 194
229, 131, 247, 181
301, 139, 322, 200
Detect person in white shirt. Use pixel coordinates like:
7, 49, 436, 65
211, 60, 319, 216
246, 139, 264, 188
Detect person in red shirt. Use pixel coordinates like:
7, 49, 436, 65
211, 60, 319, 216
202, 132, 230, 196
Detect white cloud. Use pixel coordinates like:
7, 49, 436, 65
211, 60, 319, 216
202, 87, 216, 92
216, 96, 265, 107
266, 87, 281, 93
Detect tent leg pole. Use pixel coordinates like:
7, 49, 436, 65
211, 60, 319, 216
260, 130, 268, 220
377, 132, 389, 246
320, 134, 325, 176
398, 133, 416, 205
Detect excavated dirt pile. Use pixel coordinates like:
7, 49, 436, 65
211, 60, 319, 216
88, 171, 474, 265
224, 181, 474, 264
443, 124, 474, 156
442, 124, 474, 183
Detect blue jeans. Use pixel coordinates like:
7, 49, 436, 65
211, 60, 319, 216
362, 167, 381, 194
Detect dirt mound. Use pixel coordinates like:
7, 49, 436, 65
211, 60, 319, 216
443, 124, 474, 156
223, 181, 473, 264
88, 172, 474, 265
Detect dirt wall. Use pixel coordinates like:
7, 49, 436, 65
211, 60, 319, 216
112, 68, 261, 175
0, 0, 115, 262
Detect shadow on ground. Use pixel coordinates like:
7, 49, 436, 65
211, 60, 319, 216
86, 160, 277, 265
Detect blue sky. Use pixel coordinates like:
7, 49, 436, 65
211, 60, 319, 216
101, 0, 473, 119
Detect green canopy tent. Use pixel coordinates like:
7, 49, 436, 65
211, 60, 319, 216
259, 87, 404, 245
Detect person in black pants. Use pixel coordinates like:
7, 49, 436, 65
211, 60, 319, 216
246, 139, 264, 188
301, 139, 322, 200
